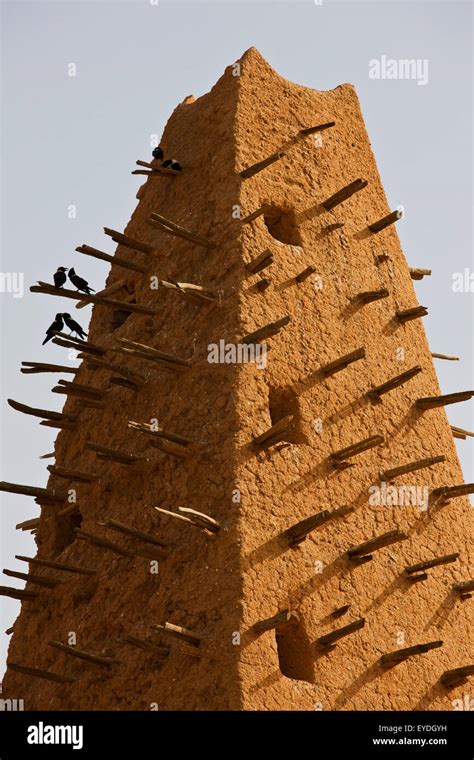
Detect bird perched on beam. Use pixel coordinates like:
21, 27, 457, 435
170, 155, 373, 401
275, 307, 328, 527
62, 313, 87, 340
152, 146, 164, 161
161, 159, 182, 172
68, 267, 95, 294
42, 313, 64, 345
53, 267, 68, 288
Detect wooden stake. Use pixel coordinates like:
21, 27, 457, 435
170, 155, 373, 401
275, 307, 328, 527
431, 353, 459, 361
299, 121, 335, 136
153, 622, 205, 644
416, 391, 474, 410
396, 305, 428, 323
136, 159, 180, 176
240, 151, 285, 179
15, 518, 40, 531
47, 465, 97, 483
451, 425, 474, 440
367, 365, 422, 400
431, 483, 474, 502
177, 507, 220, 533
160, 279, 216, 304
8, 662, 75, 683
97, 518, 168, 551
0, 481, 64, 501
316, 618, 365, 648
253, 415, 294, 447
241, 315, 290, 344
31, 282, 157, 315
20, 361, 78, 375
380, 641, 443, 668
85, 442, 144, 466
0, 586, 38, 601
351, 288, 389, 305
58, 504, 82, 518
109, 377, 140, 392
116, 634, 169, 655
152, 437, 190, 459
329, 435, 384, 465
39, 452, 55, 459
76, 279, 126, 310
103, 227, 154, 254
53, 333, 106, 356
295, 265, 316, 283
52, 380, 105, 400
113, 337, 190, 370
86, 357, 145, 380
409, 267, 432, 280
48, 640, 118, 667
246, 249, 273, 274
453, 580, 474, 597
324, 222, 344, 232
128, 420, 193, 447
322, 179, 368, 211
252, 609, 299, 633
148, 212, 215, 249
3, 569, 60, 589
153, 506, 219, 535
347, 529, 408, 560
74, 528, 134, 557
405, 553, 459, 576
380, 455, 446, 481
320, 347, 365, 377
284, 505, 353, 547
16, 555, 95, 575
241, 204, 269, 224
8, 398, 76, 423
368, 209, 403, 234
440, 665, 474, 688
75, 244, 148, 274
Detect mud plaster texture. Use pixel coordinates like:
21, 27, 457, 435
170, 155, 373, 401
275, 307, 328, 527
3, 49, 472, 711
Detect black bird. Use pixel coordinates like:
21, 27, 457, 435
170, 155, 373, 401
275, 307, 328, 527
62, 313, 87, 340
42, 313, 64, 345
152, 146, 164, 161
53, 267, 68, 288
68, 267, 95, 294
161, 159, 182, 172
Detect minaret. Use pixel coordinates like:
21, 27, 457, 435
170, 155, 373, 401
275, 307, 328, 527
2, 48, 472, 711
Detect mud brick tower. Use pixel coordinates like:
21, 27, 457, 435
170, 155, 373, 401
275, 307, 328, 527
2, 48, 473, 711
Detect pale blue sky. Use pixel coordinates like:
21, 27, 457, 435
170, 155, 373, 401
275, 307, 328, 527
1, 0, 472, 679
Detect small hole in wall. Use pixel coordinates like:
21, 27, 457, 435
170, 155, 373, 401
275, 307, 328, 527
263, 205, 302, 246
268, 387, 307, 444
51, 508, 83, 555
276, 619, 315, 684
112, 306, 133, 330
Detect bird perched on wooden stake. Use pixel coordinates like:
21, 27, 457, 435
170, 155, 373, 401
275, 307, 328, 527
53, 267, 68, 288
62, 313, 87, 340
152, 146, 164, 161
161, 159, 182, 172
68, 267, 95, 294
42, 313, 64, 345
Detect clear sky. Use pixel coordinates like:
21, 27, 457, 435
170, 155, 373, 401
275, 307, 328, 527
1, 0, 472, 679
